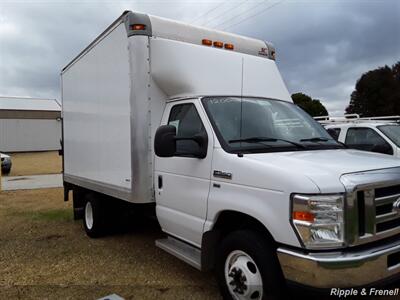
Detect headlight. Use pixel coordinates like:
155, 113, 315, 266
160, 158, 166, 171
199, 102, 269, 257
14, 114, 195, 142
291, 194, 345, 249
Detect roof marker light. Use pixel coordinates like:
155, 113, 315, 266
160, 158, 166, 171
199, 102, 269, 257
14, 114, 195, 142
213, 41, 223, 48
131, 24, 146, 31
202, 39, 212, 46
224, 43, 234, 50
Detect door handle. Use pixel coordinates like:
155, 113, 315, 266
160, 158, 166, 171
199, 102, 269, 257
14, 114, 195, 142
158, 175, 163, 189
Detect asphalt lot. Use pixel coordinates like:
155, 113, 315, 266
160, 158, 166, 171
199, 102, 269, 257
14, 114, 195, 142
2, 174, 63, 191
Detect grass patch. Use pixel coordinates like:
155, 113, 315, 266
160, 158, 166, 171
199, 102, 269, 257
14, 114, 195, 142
11, 208, 72, 222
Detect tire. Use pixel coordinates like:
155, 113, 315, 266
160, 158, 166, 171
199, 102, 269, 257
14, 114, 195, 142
83, 194, 107, 238
2, 167, 11, 175
216, 230, 286, 300
72, 188, 85, 220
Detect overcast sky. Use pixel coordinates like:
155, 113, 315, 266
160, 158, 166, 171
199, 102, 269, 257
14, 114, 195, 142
0, 0, 399, 115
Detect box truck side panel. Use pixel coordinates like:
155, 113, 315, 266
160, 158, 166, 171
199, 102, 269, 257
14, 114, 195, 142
62, 23, 132, 198
127, 36, 164, 203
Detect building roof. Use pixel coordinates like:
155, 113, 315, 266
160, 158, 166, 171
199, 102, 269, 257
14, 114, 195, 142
0, 96, 61, 112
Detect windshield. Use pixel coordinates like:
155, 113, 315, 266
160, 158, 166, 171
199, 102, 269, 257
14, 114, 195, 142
378, 125, 400, 147
202, 97, 341, 153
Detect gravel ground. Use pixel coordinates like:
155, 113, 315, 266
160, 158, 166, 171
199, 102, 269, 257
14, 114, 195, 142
0, 188, 220, 300
0, 188, 398, 299
4, 151, 62, 176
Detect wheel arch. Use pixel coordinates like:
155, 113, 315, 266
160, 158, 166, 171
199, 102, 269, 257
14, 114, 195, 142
201, 210, 276, 271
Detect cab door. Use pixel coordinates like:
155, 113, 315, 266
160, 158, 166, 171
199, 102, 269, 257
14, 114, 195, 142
344, 127, 394, 155
154, 99, 213, 247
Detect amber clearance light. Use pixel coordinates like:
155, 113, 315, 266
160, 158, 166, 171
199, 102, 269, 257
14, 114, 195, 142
224, 43, 234, 50
213, 41, 224, 48
202, 39, 212, 46
131, 24, 146, 31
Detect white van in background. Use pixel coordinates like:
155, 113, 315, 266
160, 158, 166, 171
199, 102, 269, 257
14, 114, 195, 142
317, 115, 400, 157
61, 11, 400, 299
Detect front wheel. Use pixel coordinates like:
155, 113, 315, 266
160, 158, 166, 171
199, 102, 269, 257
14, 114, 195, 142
216, 230, 285, 300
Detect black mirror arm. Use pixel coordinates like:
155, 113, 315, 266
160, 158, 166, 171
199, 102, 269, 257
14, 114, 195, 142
174, 136, 203, 145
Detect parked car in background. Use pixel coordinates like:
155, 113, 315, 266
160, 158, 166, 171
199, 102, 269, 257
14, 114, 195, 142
1, 153, 12, 174
316, 114, 400, 157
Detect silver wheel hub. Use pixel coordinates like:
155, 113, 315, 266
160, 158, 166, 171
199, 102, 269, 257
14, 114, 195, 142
85, 201, 94, 230
225, 250, 263, 300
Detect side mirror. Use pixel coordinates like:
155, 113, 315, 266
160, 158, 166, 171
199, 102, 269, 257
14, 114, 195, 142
154, 125, 177, 157
326, 128, 339, 141
154, 125, 208, 159
190, 133, 208, 159
372, 143, 393, 155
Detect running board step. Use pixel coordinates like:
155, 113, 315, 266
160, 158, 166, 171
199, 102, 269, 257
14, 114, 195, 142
156, 237, 201, 270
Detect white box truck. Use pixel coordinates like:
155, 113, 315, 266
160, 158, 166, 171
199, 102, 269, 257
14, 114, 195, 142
61, 11, 400, 299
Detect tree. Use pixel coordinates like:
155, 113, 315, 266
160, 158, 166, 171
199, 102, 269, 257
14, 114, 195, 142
291, 92, 328, 117
346, 61, 400, 117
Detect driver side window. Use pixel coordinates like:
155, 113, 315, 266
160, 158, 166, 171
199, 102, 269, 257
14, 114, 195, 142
168, 103, 206, 157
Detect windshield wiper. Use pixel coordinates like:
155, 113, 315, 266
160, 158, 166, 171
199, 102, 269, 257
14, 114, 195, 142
229, 137, 306, 149
300, 137, 330, 142
300, 137, 347, 148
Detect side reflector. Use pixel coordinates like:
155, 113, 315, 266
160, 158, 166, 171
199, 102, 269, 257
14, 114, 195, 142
131, 24, 146, 31
213, 41, 223, 48
224, 43, 234, 50
202, 39, 212, 46
293, 211, 315, 222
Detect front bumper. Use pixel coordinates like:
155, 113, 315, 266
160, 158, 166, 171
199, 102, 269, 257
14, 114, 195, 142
277, 237, 400, 288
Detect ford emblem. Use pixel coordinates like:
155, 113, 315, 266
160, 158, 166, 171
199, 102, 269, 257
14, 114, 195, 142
394, 198, 400, 214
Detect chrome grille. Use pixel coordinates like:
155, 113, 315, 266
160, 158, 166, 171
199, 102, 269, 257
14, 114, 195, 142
352, 185, 400, 245
375, 185, 400, 233
341, 168, 400, 247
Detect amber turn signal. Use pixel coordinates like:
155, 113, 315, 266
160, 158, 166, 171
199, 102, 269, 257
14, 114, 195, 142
293, 211, 315, 222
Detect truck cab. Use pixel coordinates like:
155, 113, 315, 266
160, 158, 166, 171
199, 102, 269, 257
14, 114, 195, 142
61, 11, 400, 299
153, 96, 400, 297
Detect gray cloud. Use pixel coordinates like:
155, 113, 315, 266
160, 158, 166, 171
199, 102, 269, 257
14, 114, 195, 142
0, 0, 399, 115
231, 0, 400, 114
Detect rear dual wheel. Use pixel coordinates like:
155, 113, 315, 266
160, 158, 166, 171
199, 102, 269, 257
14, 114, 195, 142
1, 167, 11, 175
83, 195, 107, 238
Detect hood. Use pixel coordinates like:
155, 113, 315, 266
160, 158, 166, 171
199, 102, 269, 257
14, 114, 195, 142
243, 149, 400, 193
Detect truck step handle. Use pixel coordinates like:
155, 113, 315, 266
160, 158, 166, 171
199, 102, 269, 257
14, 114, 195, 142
158, 175, 163, 189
